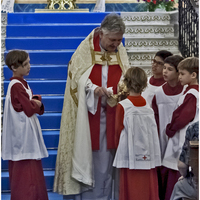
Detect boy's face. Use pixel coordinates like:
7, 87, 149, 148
13, 56, 30, 78
99, 30, 123, 52
163, 63, 179, 82
178, 69, 193, 85
151, 56, 164, 77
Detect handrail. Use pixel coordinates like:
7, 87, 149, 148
190, 0, 199, 14
179, 0, 199, 57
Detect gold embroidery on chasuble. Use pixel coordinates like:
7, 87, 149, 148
92, 51, 119, 66
69, 50, 122, 107
69, 70, 78, 107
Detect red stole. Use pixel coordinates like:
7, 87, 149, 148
88, 30, 122, 150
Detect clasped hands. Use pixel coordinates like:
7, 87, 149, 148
94, 87, 118, 107
32, 95, 42, 107
94, 87, 113, 98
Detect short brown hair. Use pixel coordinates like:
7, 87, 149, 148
5, 50, 29, 71
164, 55, 184, 72
155, 50, 173, 61
178, 57, 199, 81
124, 67, 147, 94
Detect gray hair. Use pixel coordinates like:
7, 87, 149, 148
100, 13, 125, 34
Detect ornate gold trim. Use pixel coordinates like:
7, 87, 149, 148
69, 70, 78, 106
70, 87, 78, 107
91, 49, 119, 66
116, 51, 124, 71
47, 0, 76, 9
69, 70, 72, 79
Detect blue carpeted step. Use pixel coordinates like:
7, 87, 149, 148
2, 170, 55, 191
7, 12, 111, 24
1, 192, 63, 200
0, 131, 59, 155
0, 112, 61, 135
42, 150, 57, 169
2, 149, 58, 171
2, 172, 11, 192
4, 80, 66, 95
42, 96, 64, 112
6, 24, 99, 37
43, 130, 60, 149
38, 113, 61, 130
2, 96, 64, 113
3, 65, 68, 80
48, 192, 63, 200
5, 37, 85, 51
4, 50, 73, 65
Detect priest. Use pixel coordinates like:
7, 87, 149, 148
53, 13, 130, 200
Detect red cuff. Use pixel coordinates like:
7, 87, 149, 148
166, 123, 176, 138
39, 104, 45, 115
32, 95, 42, 101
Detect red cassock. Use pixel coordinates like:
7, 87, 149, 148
115, 96, 160, 200
88, 31, 122, 151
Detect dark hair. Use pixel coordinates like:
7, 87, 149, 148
100, 13, 125, 34
164, 55, 184, 72
5, 50, 29, 71
155, 50, 173, 62
178, 57, 199, 81
124, 67, 147, 94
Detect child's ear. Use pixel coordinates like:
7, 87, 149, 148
99, 30, 103, 39
191, 72, 197, 79
11, 66, 16, 71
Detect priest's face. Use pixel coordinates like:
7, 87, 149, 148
99, 30, 123, 52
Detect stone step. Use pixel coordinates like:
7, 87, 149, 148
124, 24, 177, 38
125, 37, 179, 51
121, 11, 178, 25
128, 50, 181, 66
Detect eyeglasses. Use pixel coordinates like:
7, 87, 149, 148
151, 59, 164, 66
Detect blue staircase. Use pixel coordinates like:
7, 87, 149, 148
1, 12, 111, 200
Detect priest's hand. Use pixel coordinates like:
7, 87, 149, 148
94, 87, 111, 98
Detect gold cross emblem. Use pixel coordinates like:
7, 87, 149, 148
100, 52, 112, 62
